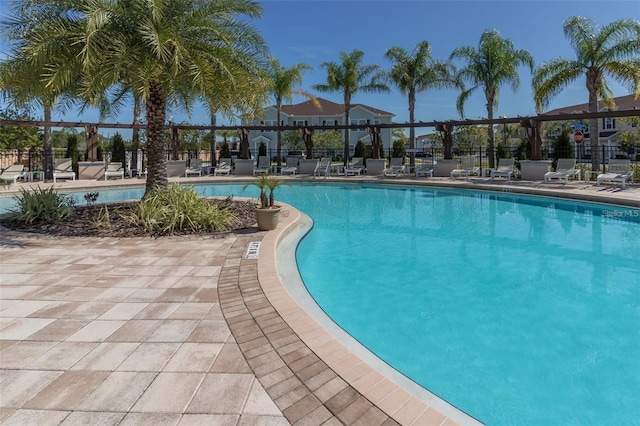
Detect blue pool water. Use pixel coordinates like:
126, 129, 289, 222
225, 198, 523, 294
2, 183, 639, 425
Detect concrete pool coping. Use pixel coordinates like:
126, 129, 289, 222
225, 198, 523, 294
1, 175, 639, 425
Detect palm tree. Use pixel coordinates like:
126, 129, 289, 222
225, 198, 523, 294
450, 29, 534, 168
0, 2, 84, 181
533, 16, 640, 170
313, 50, 389, 165
200, 72, 269, 165
3, 0, 268, 195
385, 41, 460, 166
266, 57, 316, 167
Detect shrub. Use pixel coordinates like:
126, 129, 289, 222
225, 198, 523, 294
515, 137, 531, 160
111, 132, 126, 164
354, 140, 365, 158
495, 142, 510, 160
552, 128, 574, 160
66, 133, 80, 174
392, 138, 406, 158
220, 140, 231, 158
10, 187, 76, 224
125, 183, 237, 234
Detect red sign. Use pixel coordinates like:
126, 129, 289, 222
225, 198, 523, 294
573, 130, 584, 144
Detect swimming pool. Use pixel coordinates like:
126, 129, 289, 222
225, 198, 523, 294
2, 183, 638, 424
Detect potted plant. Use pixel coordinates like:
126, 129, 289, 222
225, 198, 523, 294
244, 175, 287, 231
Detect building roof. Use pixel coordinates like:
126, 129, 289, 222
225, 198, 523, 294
542, 94, 640, 115
276, 97, 394, 117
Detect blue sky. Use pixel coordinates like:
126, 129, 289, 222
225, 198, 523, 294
1, 0, 639, 135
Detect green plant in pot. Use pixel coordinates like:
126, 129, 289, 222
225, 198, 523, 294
244, 175, 287, 230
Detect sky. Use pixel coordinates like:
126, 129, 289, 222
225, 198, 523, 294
1, 0, 639, 137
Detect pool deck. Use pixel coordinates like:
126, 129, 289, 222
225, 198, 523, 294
1, 174, 639, 426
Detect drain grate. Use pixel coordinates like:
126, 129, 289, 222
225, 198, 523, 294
245, 242, 261, 259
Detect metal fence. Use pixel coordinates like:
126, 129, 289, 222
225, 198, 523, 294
4, 144, 637, 175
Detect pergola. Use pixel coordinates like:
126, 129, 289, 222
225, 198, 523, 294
1, 108, 638, 178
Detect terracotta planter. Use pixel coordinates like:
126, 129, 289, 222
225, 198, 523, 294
255, 207, 281, 231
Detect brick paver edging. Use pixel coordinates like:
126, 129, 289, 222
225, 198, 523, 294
217, 217, 401, 425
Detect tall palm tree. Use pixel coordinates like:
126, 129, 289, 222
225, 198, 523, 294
533, 16, 640, 170
1, 0, 85, 180
385, 41, 460, 166
0, 57, 79, 180
3, 0, 268, 194
200, 70, 269, 165
313, 50, 389, 165
266, 57, 315, 167
450, 29, 534, 168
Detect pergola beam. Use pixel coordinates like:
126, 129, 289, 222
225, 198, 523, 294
1, 109, 637, 132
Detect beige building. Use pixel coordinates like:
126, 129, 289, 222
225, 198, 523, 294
242, 98, 395, 155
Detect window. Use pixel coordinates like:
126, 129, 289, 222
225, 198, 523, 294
293, 120, 305, 126
350, 119, 368, 131
603, 118, 615, 130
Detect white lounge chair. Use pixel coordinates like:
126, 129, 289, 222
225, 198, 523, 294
383, 157, 405, 177
0, 164, 26, 185
415, 159, 435, 178
450, 155, 479, 179
254, 155, 271, 175
314, 158, 331, 178
185, 158, 203, 177
53, 158, 76, 183
345, 157, 364, 176
490, 158, 516, 182
544, 158, 580, 184
214, 158, 232, 176
597, 159, 634, 189
104, 162, 124, 180
281, 156, 299, 175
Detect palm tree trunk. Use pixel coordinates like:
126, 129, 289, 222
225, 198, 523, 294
131, 95, 141, 176
344, 103, 351, 166
409, 91, 416, 167
145, 77, 168, 194
276, 99, 282, 167
43, 106, 53, 181
588, 91, 600, 171
210, 114, 217, 166
486, 100, 495, 169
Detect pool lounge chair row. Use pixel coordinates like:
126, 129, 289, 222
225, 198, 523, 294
168, 156, 636, 188
212, 156, 297, 176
